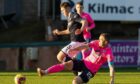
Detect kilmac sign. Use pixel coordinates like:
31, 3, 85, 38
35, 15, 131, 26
84, 0, 140, 21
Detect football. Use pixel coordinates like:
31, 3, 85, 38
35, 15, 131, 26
14, 74, 26, 84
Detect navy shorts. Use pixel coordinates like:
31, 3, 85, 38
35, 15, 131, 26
64, 56, 72, 62
72, 59, 94, 83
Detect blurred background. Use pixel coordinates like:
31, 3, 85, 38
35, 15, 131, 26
0, 0, 140, 71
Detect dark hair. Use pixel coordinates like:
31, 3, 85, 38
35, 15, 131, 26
60, 2, 71, 8
100, 33, 110, 42
76, 1, 83, 6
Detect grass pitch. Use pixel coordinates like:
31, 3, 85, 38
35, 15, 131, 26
0, 70, 140, 84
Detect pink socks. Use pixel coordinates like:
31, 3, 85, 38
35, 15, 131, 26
45, 64, 64, 74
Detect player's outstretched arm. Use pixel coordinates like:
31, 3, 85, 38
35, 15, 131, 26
53, 29, 70, 35
108, 62, 115, 84
69, 43, 89, 53
80, 19, 88, 31
74, 19, 88, 35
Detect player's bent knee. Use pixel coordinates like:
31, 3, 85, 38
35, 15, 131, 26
72, 76, 83, 84
57, 51, 66, 62
57, 55, 62, 62
63, 61, 73, 70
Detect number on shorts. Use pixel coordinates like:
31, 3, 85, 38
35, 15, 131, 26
86, 72, 93, 79
66, 45, 72, 52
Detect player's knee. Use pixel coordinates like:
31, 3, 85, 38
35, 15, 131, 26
57, 55, 63, 62
57, 51, 66, 62
72, 76, 82, 84
63, 61, 73, 70
72, 77, 78, 84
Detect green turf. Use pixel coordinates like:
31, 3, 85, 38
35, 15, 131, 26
0, 71, 140, 84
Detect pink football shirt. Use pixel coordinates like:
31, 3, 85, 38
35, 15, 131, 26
83, 40, 114, 74
80, 12, 95, 39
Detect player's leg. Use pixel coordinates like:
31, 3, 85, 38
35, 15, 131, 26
72, 59, 94, 84
37, 60, 74, 77
73, 51, 83, 76
57, 51, 68, 62
60, 42, 86, 62
74, 38, 91, 76
75, 49, 91, 76
72, 76, 83, 84
58, 42, 74, 62
73, 71, 93, 84
72, 69, 93, 84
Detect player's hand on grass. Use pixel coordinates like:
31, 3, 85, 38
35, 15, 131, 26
109, 77, 114, 84
53, 29, 59, 35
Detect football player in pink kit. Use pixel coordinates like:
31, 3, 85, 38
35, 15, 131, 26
37, 33, 115, 84
76, 2, 95, 43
